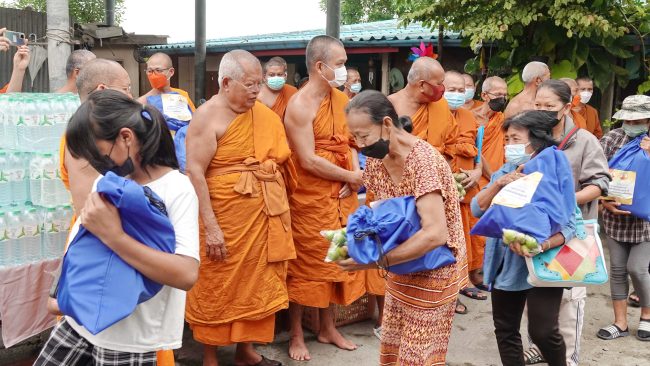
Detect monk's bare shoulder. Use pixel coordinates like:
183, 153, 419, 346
285, 89, 318, 127
189, 97, 229, 138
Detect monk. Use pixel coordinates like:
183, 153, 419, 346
444, 71, 487, 303
560, 77, 588, 129
576, 76, 603, 138
56, 50, 96, 94
388, 57, 458, 167
257, 56, 298, 120
137, 52, 196, 111
342, 67, 362, 99
504, 61, 550, 119
472, 76, 508, 188
462, 73, 483, 110
284, 35, 365, 361
185, 50, 292, 366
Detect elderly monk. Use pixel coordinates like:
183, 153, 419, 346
284, 35, 365, 361
472, 76, 508, 188
257, 56, 298, 120
185, 50, 293, 366
462, 73, 483, 110
504, 61, 550, 119
56, 50, 96, 94
343, 67, 362, 99
444, 71, 488, 304
137, 52, 196, 111
388, 57, 458, 167
560, 77, 588, 130
576, 76, 603, 138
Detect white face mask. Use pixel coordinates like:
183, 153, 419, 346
321, 63, 347, 87
579, 91, 593, 104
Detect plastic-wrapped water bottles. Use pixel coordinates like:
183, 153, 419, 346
0, 212, 9, 268
23, 207, 42, 262
8, 152, 28, 205
29, 153, 42, 206
6, 210, 23, 265
57, 205, 73, 251
0, 151, 10, 206
42, 207, 59, 259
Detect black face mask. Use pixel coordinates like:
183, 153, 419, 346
360, 128, 390, 159
102, 144, 135, 177
488, 97, 507, 112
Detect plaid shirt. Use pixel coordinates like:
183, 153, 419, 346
600, 128, 650, 243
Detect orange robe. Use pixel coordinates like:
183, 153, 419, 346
469, 99, 484, 111
571, 110, 587, 130
270, 84, 298, 120
479, 112, 506, 188
452, 108, 485, 273
410, 99, 459, 168
186, 102, 295, 345
287, 88, 365, 308
577, 104, 602, 139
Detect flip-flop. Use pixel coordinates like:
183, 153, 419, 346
459, 287, 488, 300
638, 319, 650, 341
455, 298, 468, 315
523, 348, 545, 365
475, 283, 491, 292
628, 292, 641, 308
597, 324, 629, 340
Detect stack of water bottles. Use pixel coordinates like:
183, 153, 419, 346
0, 93, 79, 268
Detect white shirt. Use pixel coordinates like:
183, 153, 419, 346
65, 170, 199, 353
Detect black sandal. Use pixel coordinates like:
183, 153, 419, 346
455, 298, 468, 314
597, 324, 629, 340
638, 319, 650, 342
523, 348, 545, 365
628, 292, 641, 308
459, 287, 488, 300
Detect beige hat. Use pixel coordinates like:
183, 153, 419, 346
612, 95, 650, 120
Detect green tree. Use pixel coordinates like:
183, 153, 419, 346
319, 0, 426, 25
0, 0, 126, 24
396, 0, 650, 94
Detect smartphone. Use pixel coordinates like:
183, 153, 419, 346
4, 30, 26, 46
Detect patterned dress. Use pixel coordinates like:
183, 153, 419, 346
364, 139, 469, 366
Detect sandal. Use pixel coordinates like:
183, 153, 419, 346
455, 298, 468, 314
475, 282, 491, 292
523, 347, 545, 365
459, 287, 488, 300
373, 325, 382, 340
628, 292, 641, 308
597, 324, 629, 340
638, 319, 650, 341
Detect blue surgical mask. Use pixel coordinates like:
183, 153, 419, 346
621, 123, 649, 138
444, 91, 466, 110
266, 76, 286, 91
505, 143, 531, 166
465, 88, 475, 101
350, 82, 362, 94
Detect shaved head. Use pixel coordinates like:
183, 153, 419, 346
306, 35, 344, 70
66, 50, 96, 78
218, 49, 262, 88
521, 61, 550, 84
560, 77, 579, 97
264, 56, 287, 73
76, 59, 130, 101
407, 57, 444, 84
147, 52, 173, 68
462, 74, 475, 87
443, 70, 464, 90
482, 76, 507, 93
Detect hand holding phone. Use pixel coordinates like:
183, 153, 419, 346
5, 30, 26, 46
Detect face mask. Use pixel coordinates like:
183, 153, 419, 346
266, 76, 286, 91
571, 95, 581, 108
465, 88, 475, 101
488, 97, 507, 112
579, 91, 592, 104
350, 83, 362, 94
424, 83, 445, 103
444, 91, 466, 110
505, 143, 531, 166
360, 128, 390, 159
321, 63, 347, 87
147, 72, 169, 90
622, 123, 649, 138
103, 145, 135, 177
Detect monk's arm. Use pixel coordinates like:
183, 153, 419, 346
65, 147, 99, 216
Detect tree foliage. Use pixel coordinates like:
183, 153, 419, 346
395, 0, 650, 93
319, 0, 425, 25
0, 0, 126, 24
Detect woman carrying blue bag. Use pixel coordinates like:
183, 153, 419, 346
337, 90, 468, 366
598, 94, 650, 342
472, 110, 577, 366
35, 90, 200, 366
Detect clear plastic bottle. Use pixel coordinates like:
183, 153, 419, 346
20, 97, 40, 152
0, 96, 8, 149
63, 94, 81, 121
0, 212, 9, 268
0, 151, 10, 206
36, 95, 55, 151
29, 153, 42, 206
5, 96, 19, 151
42, 207, 60, 259
56, 205, 73, 253
23, 207, 42, 262
8, 152, 28, 205
40, 153, 58, 207
6, 209, 23, 265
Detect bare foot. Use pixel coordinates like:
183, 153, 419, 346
317, 327, 357, 351
203, 345, 219, 366
234, 343, 263, 366
289, 335, 311, 361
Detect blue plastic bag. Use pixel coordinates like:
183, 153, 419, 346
608, 134, 650, 221
470, 147, 576, 243
174, 125, 188, 173
358, 152, 366, 194
346, 196, 456, 275
57, 172, 176, 335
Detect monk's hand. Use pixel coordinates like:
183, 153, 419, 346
339, 183, 353, 199
205, 227, 228, 262
80, 192, 123, 246
601, 200, 631, 216
641, 136, 650, 154
460, 168, 481, 189
336, 257, 375, 272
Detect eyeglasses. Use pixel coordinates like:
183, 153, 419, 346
232, 79, 264, 92
105, 84, 132, 94
145, 67, 170, 75
486, 92, 507, 99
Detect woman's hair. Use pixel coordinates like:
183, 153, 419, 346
345, 90, 413, 133
66, 89, 179, 173
502, 110, 559, 152
538, 79, 572, 105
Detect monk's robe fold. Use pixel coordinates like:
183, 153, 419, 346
186, 102, 294, 345
452, 108, 485, 273
577, 104, 602, 139
570, 110, 587, 130
271, 84, 298, 120
478, 112, 506, 188
410, 99, 459, 168
470, 100, 484, 111
287, 88, 365, 308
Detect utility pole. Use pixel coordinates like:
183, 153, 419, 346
195, 0, 206, 104
46, 0, 71, 92
105, 0, 115, 26
326, 0, 340, 38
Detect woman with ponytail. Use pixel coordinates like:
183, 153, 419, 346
338, 90, 467, 365
35, 90, 199, 366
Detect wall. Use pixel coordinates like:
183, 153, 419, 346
92, 46, 142, 97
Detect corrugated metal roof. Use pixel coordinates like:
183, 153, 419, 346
145, 19, 462, 55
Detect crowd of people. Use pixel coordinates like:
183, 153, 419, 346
0, 27, 645, 366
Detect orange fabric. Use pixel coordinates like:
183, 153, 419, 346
479, 112, 506, 188
171, 87, 196, 112
0, 83, 8, 94
451, 108, 479, 173
577, 104, 603, 139
185, 102, 294, 344
271, 84, 298, 120
460, 203, 485, 272
156, 350, 175, 366
191, 313, 276, 346
59, 136, 69, 190
571, 110, 587, 130
470, 99, 484, 111
410, 99, 459, 167
365, 269, 386, 296
287, 88, 364, 308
